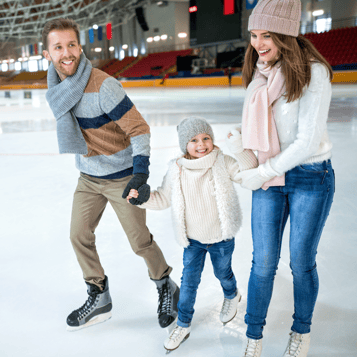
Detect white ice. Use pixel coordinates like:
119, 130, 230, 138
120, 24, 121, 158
0, 85, 356, 357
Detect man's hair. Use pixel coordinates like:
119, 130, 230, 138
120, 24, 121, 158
42, 18, 80, 50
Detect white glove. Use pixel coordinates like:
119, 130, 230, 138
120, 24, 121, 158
236, 160, 280, 190
225, 125, 243, 155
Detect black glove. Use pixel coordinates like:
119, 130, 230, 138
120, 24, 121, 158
122, 173, 150, 205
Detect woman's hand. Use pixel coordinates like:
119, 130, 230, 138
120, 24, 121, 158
236, 160, 280, 190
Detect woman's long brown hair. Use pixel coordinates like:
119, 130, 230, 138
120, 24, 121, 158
242, 33, 333, 103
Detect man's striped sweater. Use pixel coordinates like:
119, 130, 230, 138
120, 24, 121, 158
72, 68, 150, 179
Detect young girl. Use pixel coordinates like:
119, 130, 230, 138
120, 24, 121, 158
127, 117, 258, 353
229, 1, 335, 356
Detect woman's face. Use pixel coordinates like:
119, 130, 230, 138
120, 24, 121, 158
250, 30, 279, 62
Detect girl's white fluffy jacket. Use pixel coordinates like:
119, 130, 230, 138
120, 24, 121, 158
140, 149, 258, 247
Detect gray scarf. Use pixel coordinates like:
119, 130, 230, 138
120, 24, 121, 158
46, 53, 92, 155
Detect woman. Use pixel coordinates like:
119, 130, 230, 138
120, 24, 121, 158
227, 0, 335, 356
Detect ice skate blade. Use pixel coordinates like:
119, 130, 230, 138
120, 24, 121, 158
164, 333, 190, 354
66, 311, 112, 332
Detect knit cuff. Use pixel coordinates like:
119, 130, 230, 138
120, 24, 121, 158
234, 149, 259, 171
133, 155, 150, 175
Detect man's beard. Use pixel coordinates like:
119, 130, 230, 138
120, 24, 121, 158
51, 54, 81, 78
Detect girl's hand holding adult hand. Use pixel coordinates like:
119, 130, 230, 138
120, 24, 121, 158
226, 125, 243, 155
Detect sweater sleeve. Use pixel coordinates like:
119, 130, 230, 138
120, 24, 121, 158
232, 149, 259, 171
139, 168, 172, 210
99, 77, 151, 175
269, 63, 332, 175
224, 154, 258, 183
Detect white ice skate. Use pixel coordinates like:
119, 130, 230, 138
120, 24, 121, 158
220, 290, 242, 325
283, 331, 311, 357
164, 323, 191, 354
241, 338, 262, 357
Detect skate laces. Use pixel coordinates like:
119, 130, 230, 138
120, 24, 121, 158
285, 332, 302, 355
157, 282, 171, 316
74, 291, 98, 317
221, 298, 233, 315
244, 339, 261, 357
169, 325, 186, 342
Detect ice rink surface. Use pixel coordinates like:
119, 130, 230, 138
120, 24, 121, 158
1, 85, 356, 357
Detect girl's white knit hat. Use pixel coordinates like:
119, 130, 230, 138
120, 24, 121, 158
248, 0, 301, 37
177, 117, 214, 153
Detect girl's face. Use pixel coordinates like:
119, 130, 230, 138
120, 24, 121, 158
186, 133, 214, 159
250, 30, 279, 62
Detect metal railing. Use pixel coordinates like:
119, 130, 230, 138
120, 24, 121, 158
147, 41, 190, 54
301, 15, 357, 34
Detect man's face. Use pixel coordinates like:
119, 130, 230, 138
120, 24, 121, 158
43, 29, 82, 81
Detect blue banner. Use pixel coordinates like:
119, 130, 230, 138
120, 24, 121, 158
89, 28, 94, 43
98, 26, 103, 41
246, 0, 258, 10
29, 44, 33, 55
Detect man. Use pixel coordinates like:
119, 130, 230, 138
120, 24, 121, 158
42, 18, 179, 331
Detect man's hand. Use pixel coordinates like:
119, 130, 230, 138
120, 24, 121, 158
122, 174, 150, 205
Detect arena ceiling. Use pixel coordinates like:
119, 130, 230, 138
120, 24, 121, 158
0, 0, 156, 45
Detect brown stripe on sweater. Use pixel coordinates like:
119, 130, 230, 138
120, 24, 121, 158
81, 121, 131, 157
114, 105, 150, 137
84, 68, 111, 94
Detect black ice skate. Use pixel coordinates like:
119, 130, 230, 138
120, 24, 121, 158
154, 276, 180, 328
66, 276, 112, 331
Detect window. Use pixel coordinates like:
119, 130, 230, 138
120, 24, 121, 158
28, 60, 38, 72
315, 17, 331, 33
42, 59, 49, 71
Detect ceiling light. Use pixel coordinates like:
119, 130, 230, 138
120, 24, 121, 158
312, 10, 324, 16
178, 32, 187, 38
29, 55, 42, 60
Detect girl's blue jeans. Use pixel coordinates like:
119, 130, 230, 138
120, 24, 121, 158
245, 160, 335, 339
177, 238, 237, 328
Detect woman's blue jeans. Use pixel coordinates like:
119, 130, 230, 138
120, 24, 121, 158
177, 238, 237, 328
245, 160, 335, 339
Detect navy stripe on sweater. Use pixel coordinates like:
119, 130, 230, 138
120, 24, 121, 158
76, 95, 134, 130
76, 113, 111, 130
107, 95, 134, 121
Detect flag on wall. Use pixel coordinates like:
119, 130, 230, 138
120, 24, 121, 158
246, 0, 258, 10
80, 30, 86, 46
98, 26, 103, 41
34, 43, 38, 55
106, 23, 112, 40
30, 44, 34, 56
89, 28, 94, 43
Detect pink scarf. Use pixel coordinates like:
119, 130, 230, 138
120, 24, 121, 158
242, 61, 286, 190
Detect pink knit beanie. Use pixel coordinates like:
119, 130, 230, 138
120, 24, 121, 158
248, 0, 301, 37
